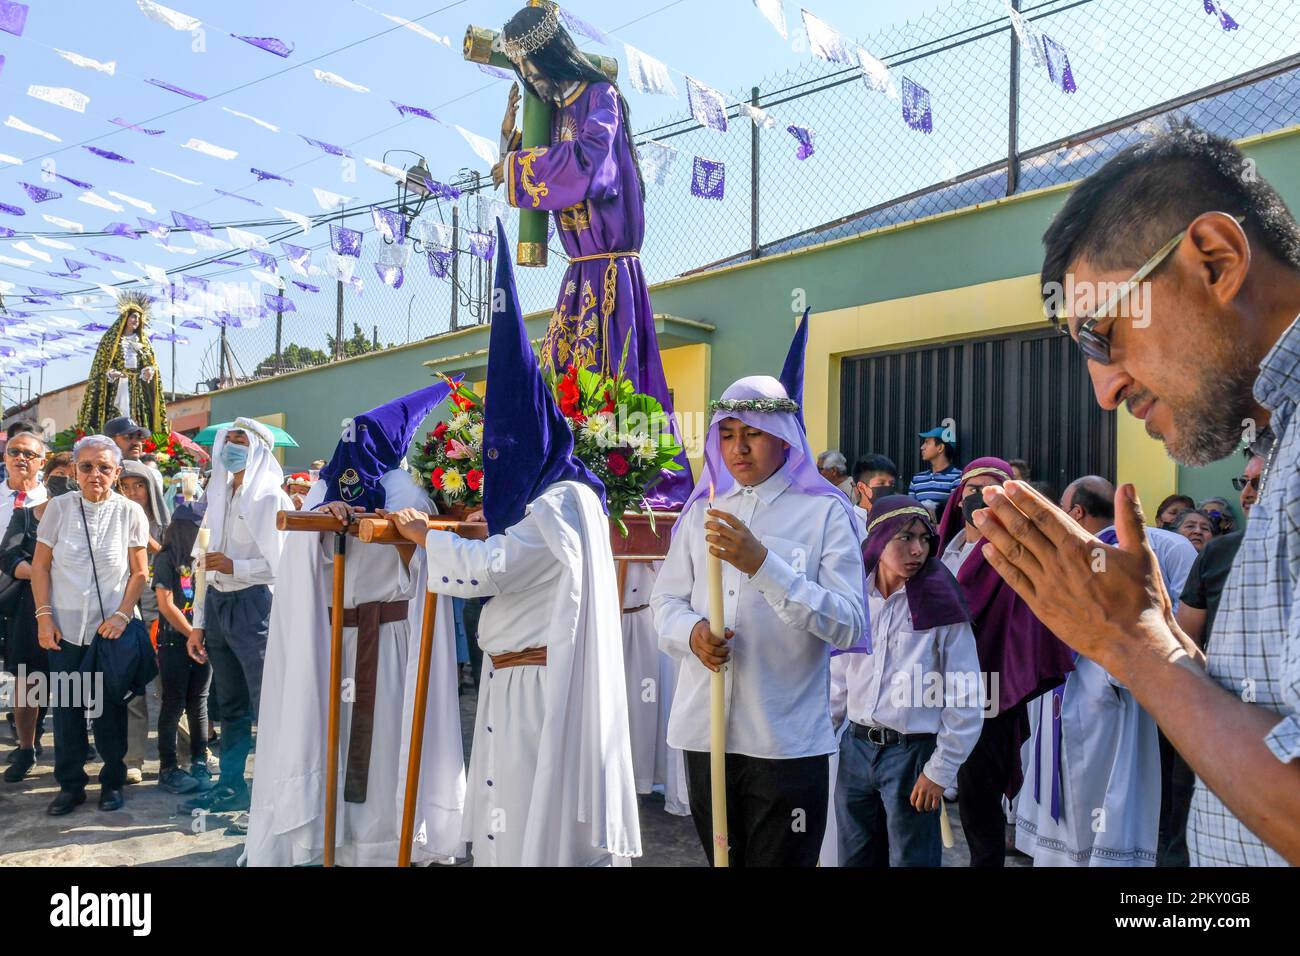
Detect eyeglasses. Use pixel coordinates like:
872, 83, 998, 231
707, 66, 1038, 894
1062, 214, 1246, 365
76, 462, 117, 476
1232, 475, 1261, 492
3, 448, 41, 461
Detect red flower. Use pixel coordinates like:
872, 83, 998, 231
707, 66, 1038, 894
467, 469, 483, 492
451, 392, 476, 412
432, 422, 449, 441
143, 438, 158, 453
600, 387, 616, 415
557, 365, 583, 420
431, 467, 445, 489
607, 452, 629, 477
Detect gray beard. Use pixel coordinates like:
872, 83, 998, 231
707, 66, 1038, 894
1156, 345, 1258, 467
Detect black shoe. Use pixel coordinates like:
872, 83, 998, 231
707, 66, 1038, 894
47, 790, 86, 816
10, 742, 43, 762
3, 748, 35, 782
180, 784, 249, 814
98, 788, 124, 811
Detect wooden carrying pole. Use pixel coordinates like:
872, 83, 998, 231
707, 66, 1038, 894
324, 530, 347, 868
397, 591, 438, 867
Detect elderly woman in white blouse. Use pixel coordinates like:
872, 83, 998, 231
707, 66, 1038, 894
31, 435, 149, 816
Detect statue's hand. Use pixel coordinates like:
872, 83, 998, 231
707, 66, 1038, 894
106, 369, 123, 381
141, 366, 156, 383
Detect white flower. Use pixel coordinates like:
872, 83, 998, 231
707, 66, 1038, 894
631, 435, 657, 462
468, 422, 484, 449
448, 412, 471, 432
580, 412, 616, 447
441, 467, 465, 493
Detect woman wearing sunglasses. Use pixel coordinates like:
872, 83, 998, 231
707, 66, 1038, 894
29, 435, 150, 816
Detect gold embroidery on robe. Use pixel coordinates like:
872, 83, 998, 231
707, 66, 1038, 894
544, 280, 600, 372
560, 202, 591, 232
516, 147, 550, 209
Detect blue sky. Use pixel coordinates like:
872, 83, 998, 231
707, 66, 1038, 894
0, 0, 1285, 404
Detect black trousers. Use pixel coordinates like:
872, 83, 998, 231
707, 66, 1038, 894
1157, 731, 1194, 867
203, 586, 271, 790
157, 632, 211, 770
48, 640, 128, 793
956, 702, 1026, 868
684, 750, 828, 867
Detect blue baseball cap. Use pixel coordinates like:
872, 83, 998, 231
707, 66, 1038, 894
918, 426, 952, 440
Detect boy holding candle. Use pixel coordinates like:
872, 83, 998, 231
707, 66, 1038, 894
652, 375, 867, 867
829, 495, 982, 866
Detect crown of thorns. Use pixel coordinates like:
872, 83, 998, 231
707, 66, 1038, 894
709, 397, 801, 414
501, 2, 561, 60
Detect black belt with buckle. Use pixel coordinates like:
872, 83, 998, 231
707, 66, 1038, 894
850, 722, 937, 747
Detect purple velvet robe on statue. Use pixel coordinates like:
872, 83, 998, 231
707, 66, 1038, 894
504, 80, 692, 508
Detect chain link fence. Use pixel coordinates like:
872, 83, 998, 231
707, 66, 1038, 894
212, 0, 1300, 389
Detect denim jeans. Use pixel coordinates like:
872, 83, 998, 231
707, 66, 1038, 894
203, 586, 271, 790
835, 728, 941, 867
48, 640, 128, 793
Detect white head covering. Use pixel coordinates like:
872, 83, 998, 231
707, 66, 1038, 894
202, 418, 288, 576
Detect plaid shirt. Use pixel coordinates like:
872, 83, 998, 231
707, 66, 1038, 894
1187, 314, 1300, 867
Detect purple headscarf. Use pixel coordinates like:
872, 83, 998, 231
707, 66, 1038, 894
676, 375, 870, 651
863, 494, 968, 630
935, 457, 1074, 797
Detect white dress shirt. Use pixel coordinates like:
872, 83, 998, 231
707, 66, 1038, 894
193, 483, 283, 628
829, 570, 984, 789
36, 491, 148, 646
652, 464, 866, 759
0, 480, 46, 533
941, 532, 978, 576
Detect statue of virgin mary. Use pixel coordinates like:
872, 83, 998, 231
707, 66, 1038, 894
77, 291, 170, 435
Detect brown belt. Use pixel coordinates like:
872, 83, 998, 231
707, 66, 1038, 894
328, 599, 410, 804
490, 646, 548, 669
622, 604, 650, 616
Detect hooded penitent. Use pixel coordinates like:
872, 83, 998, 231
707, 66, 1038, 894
936, 457, 1075, 795
778, 309, 810, 432
77, 291, 170, 435
863, 494, 969, 630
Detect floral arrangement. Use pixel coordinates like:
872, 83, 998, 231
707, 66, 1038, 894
549, 358, 685, 535
145, 432, 207, 477
411, 375, 485, 509
49, 425, 86, 452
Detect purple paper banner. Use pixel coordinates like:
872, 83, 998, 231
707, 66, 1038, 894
466, 231, 495, 261
104, 222, 140, 239
182, 275, 209, 291
300, 135, 353, 158
1041, 36, 1077, 93
251, 168, 294, 185
280, 241, 312, 272
374, 262, 404, 289
85, 146, 135, 163
63, 257, 95, 272
19, 182, 61, 202
391, 101, 439, 121
212, 257, 244, 268
330, 224, 363, 258
427, 250, 452, 278
213, 313, 242, 328
56, 173, 94, 189
371, 205, 406, 244
264, 293, 296, 313
26, 286, 61, 296
80, 323, 112, 333
0, 225, 14, 238
291, 280, 319, 293
0, 1, 28, 38
138, 218, 171, 240
1204, 0, 1240, 31
88, 248, 125, 262
901, 77, 934, 134
215, 187, 262, 206
47, 272, 81, 280
250, 250, 277, 272
171, 211, 213, 236
560, 9, 611, 45
146, 78, 208, 101
0, 202, 25, 216
110, 118, 165, 135
180, 319, 204, 330
406, 168, 461, 202
477, 64, 513, 81
21, 297, 50, 305
691, 157, 726, 200
232, 35, 295, 57
786, 125, 816, 160
687, 76, 729, 133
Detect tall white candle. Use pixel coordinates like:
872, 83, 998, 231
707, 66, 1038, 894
193, 526, 210, 615
706, 483, 729, 867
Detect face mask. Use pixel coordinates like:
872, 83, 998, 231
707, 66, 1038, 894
962, 491, 988, 526
220, 443, 250, 473
45, 475, 75, 498
870, 483, 898, 502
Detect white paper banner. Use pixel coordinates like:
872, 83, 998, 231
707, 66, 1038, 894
5, 115, 61, 142
226, 226, 270, 251
0, 256, 33, 268
108, 190, 156, 214
802, 9, 855, 66
312, 187, 352, 211
221, 107, 280, 133
455, 125, 499, 167
274, 207, 314, 235
136, 0, 201, 32
857, 47, 899, 99
740, 103, 777, 129
33, 236, 75, 251
624, 44, 678, 97
27, 85, 90, 113
192, 233, 232, 252
250, 270, 281, 287
13, 242, 53, 263
380, 12, 451, 46
638, 140, 679, 187
54, 48, 117, 75
314, 69, 370, 93
325, 252, 357, 283
42, 214, 85, 232
754, 0, 788, 39
181, 138, 238, 160
364, 157, 407, 180
0, 153, 21, 166
79, 191, 124, 212
1004, 1, 1047, 70
150, 167, 203, 185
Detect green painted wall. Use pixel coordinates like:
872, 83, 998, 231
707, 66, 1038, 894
210, 126, 1300, 483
